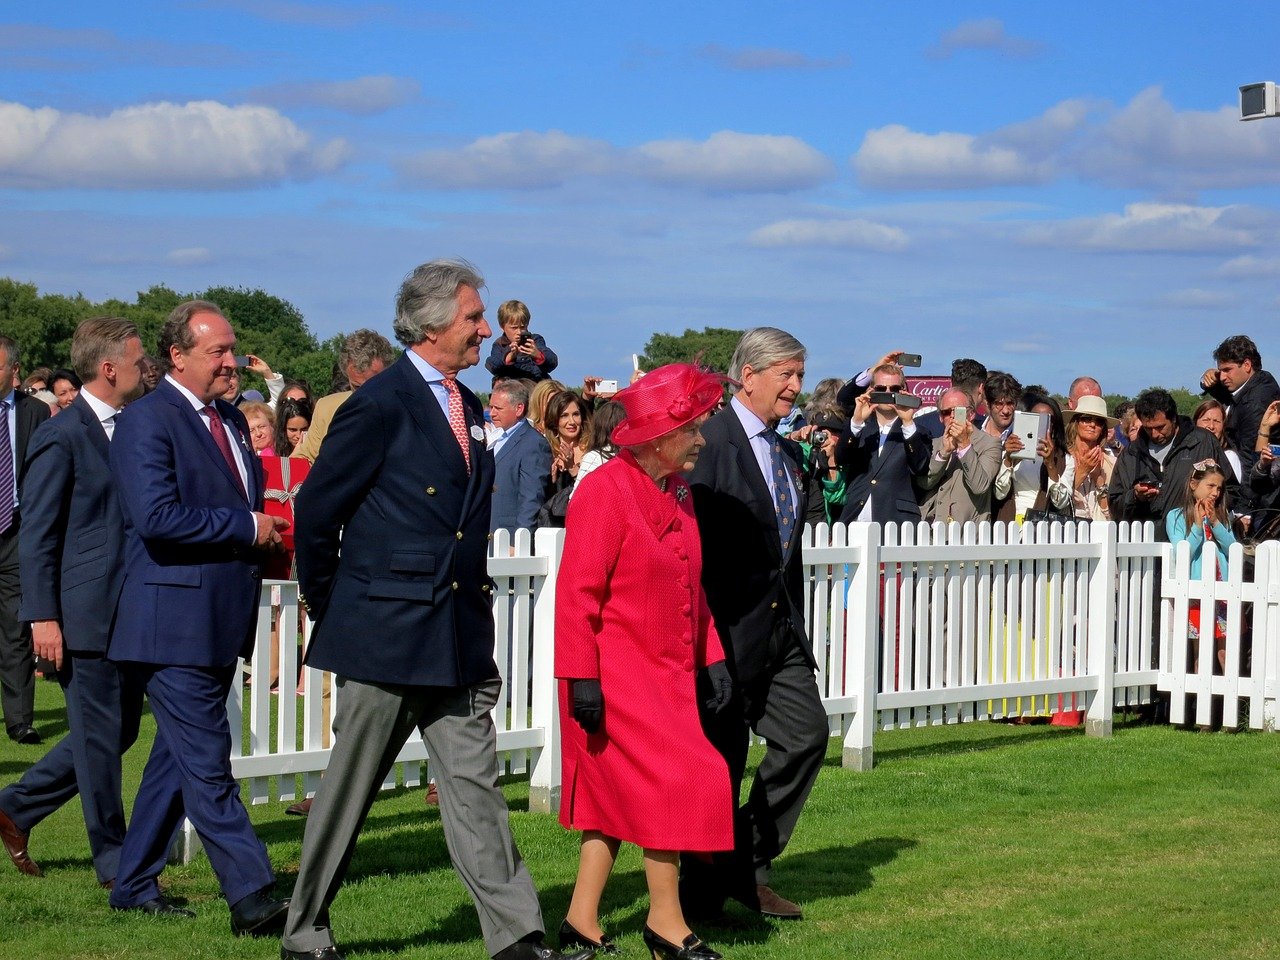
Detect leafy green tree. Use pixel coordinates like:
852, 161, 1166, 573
639, 326, 743, 373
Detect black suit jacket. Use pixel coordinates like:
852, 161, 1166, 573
1203, 368, 1280, 510
18, 394, 124, 653
294, 353, 499, 687
686, 403, 817, 685
9, 391, 51, 510
836, 418, 931, 525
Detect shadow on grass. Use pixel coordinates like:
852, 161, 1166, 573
868, 725, 1081, 765
267, 805, 452, 886
341, 837, 915, 955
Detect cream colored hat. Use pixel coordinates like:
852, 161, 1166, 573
1062, 394, 1118, 428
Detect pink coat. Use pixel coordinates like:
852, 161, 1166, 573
555, 450, 733, 851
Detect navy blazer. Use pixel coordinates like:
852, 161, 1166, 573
294, 353, 499, 687
490, 420, 551, 534
18, 394, 124, 653
836, 418, 931, 525
686, 405, 818, 685
108, 379, 263, 668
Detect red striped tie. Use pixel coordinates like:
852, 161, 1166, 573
442, 378, 471, 474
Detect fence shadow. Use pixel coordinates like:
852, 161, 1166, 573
870, 725, 1081, 765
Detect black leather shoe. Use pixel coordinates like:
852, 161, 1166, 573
112, 895, 195, 918
281, 947, 344, 960
493, 936, 595, 960
8, 725, 41, 745
642, 926, 722, 960
229, 888, 290, 937
0, 806, 41, 877
559, 917, 619, 954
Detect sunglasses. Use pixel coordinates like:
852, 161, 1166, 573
875, 383, 906, 392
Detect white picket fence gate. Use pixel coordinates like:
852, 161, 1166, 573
176, 521, 1280, 860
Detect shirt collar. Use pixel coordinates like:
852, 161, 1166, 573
165, 374, 216, 413
730, 395, 770, 439
80, 387, 120, 425
404, 349, 448, 385
0, 388, 14, 409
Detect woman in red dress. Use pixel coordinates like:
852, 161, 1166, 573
556, 364, 734, 960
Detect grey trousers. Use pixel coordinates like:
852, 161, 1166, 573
281, 676, 543, 956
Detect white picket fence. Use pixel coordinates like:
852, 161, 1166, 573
209, 521, 1280, 842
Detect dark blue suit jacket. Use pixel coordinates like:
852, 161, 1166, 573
18, 394, 124, 653
836, 418, 931, 525
490, 420, 551, 534
108, 379, 263, 668
687, 405, 817, 685
294, 353, 499, 687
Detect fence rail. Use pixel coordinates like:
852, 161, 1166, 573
183, 520, 1278, 862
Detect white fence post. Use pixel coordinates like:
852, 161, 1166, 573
843, 522, 880, 770
528, 527, 565, 813
1085, 520, 1116, 737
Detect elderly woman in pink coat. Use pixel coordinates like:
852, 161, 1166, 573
555, 364, 735, 960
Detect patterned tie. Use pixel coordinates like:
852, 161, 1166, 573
0, 400, 13, 535
765, 428, 794, 549
442, 378, 471, 474
203, 405, 248, 501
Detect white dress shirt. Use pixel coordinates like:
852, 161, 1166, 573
164, 375, 252, 499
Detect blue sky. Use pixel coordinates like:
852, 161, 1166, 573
4, 2, 1280, 396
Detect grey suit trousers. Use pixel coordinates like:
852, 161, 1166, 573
281, 676, 543, 956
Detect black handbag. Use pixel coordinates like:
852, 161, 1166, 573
533, 482, 573, 530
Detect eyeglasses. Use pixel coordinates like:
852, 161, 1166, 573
1076, 417, 1105, 427
875, 383, 906, 392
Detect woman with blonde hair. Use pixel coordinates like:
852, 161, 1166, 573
1061, 395, 1118, 521
528, 378, 566, 434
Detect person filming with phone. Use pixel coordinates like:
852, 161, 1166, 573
835, 358, 931, 526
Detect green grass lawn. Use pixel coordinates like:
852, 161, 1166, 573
3, 680, 1278, 960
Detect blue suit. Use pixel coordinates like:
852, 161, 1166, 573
0, 394, 143, 883
106, 378, 274, 910
490, 420, 551, 535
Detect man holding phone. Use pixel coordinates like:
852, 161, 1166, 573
1108, 388, 1236, 536
919, 387, 1001, 524
836, 359, 931, 526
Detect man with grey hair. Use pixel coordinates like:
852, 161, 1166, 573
285, 260, 587, 960
293, 329, 397, 464
685, 326, 827, 921
488, 379, 551, 536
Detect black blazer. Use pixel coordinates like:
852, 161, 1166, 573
18, 394, 123, 653
9, 390, 51, 505
836, 418, 931, 525
294, 353, 499, 687
687, 404, 817, 685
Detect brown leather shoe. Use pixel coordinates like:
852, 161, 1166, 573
423, 783, 439, 806
285, 797, 312, 817
736, 884, 802, 919
0, 807, 41, 877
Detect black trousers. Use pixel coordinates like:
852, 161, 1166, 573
695, 634, 828, 896
0, 524, 33, 735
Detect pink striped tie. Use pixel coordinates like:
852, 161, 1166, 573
442, 378, 471, 474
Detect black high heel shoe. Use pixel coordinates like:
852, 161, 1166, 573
559, 918, 621, 955
642, 926, 722, 960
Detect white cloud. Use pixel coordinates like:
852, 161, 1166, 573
1154, 288, 1238, 310
854, 124, 1049, 189
400, 129, 834, 194
400, 130, 618, 189
1216, 255, 1280, 278
1021, 202, 1261, 253
166, 247, 213, 266
0, 23, 242, 70
0, 99, 350, 190
246, 75, 420, 115
1072, 86, 1280, 191
855, 88, 1280, 193
1000, 340, 1052, 355
695, 43, 851, 71
748, 218, 908, 251
927, 18, 1044, 60
637, 131, 834, 192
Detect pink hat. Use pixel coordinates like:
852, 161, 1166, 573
610, 363, 728, 446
